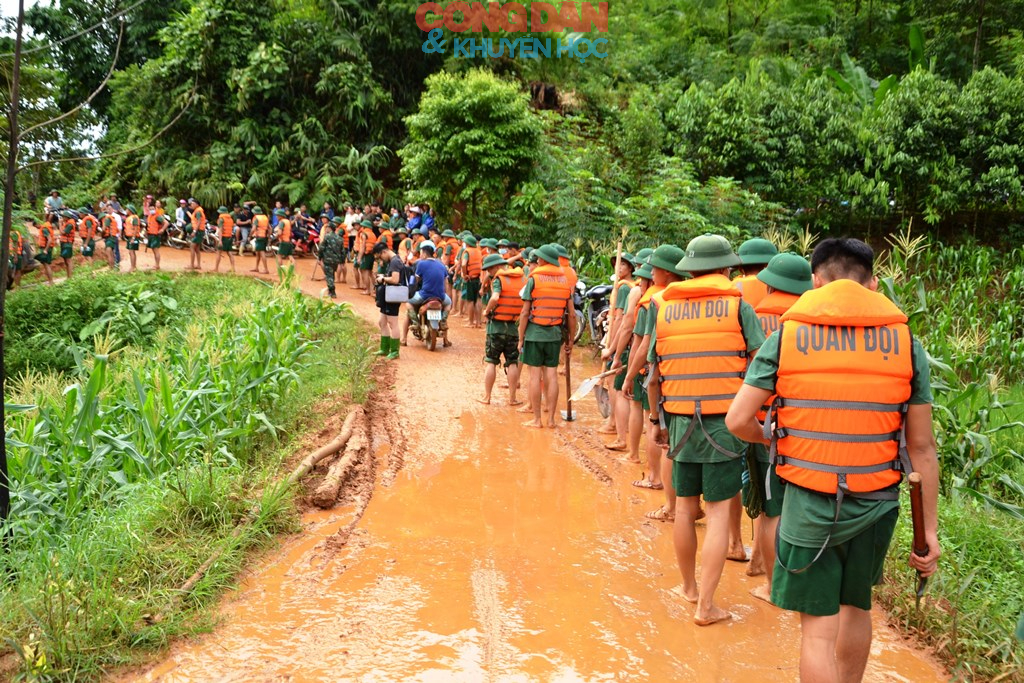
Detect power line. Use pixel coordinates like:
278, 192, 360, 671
0, 0, 151, 58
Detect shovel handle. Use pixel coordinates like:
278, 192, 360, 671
908, 472, 928, 557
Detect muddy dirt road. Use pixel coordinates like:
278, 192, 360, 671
115, 248, 946, 682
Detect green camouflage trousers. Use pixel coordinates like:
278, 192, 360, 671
323, 260, 339, 293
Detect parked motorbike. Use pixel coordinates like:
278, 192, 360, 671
408, 298, 450, 351
571, 280, 586, 344
583, 282, 613, 350
165, 223, 188, 249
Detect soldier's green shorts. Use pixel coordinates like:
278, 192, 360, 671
126, 238, 140, 251
81, 240, 95, 256
613, 349, 629, 391
485, 332, 519, 367
60, 244, 73, 259
742, 449, 785, 518
632, 373, 650, 411
220, 236, 234, 251
772, 507, 898, 616
359, 254, 374, 270
104, 237, 117, 250
463, 277, 482, 303
255, 238, 267, 252
672, 459, 744, 503
147, 236, 161, 249
521, 339, 561, 368
191, 232, 203, 245
278, 241, 294, 257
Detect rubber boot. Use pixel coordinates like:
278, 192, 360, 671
374, 336, 389, 356
386, 336, 400, 360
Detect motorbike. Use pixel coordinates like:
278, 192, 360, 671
200, 226, 219, 253
582, 282, 613, 350
408, 298, 450, 351
572, 280, 586, 344
165, 223, 189, 249
293, 224, 320, 257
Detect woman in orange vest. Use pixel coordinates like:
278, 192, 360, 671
518, 245, 576, 428
146, 205, 169, 270
250, 206, 271, 275
460, 235, 484, 328
733, 238, 778, 308
78, 208, 99, 260
214, 205, 236, 273
646, 235, 765, 626
58, 210, 77, 279
480, 253, 525, 405
727, 237, 940, 679
123, 204, 142, 273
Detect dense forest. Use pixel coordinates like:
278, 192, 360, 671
3, 0, 1024, 247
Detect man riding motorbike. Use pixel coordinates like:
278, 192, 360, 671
400, 241, 452, 346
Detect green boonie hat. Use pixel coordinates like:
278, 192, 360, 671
611, 251, 637, 270
394, 225, 408, 234
497, 238, 509, 247
126, 204, 137, 214
649, 244, 688, 276
480, 238, 498, 249
635, 247, 654, 262
482, 254, 507, 270
464, 235, 478, 247
634, 262, 654, 281
78, 206, 91, 214
253, 207, 264, 214
330, 216, 343, 225
738, 238, 779, 266
273, 208, 286, 217
441, 229, 455, 237
359, 219, 373, 228
679, 234, 741, 272
551, 243, 569, 259
757, 253, 813, 295
218, 205, 229, 213
535, 244, 561, 265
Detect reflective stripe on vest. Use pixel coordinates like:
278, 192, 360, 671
771, 279, 913, 496
464, 246, 482, 279
494, 268, 525, 321
754, 290, 801, 421
218, 213, 235, 238
528, 264, 571, 326
734, 274, 769, 308
654, 274, 746, 416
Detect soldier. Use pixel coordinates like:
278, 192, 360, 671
319, 220, 344, 298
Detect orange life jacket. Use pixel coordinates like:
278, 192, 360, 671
124, 215, 141, 239
146, 213, 164, 236
378, 229, 393, 251
398, 237, 413, 263
59, 218, 77, 243
79, 215, 98, 241
191, 207, 207, 232
218, 212, 234, 238
464, 246, 482, 279
637, 283, 665, 315
527, 263, 572, 326
753, 290, 801, 421
10, 230, 23, 257
653, 274, 746, 416
771, 279, 914, 497
446, 238, 460, 266
493, 267, 525, 322
359, 227, 376, 253
101, 215, 115, 238
613, 278, 635, 308
277, 218, 292, 242
734, 273, 769, 309
252, 214, 269, 238
559, 256, 578, 291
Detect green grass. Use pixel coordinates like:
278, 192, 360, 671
0, 273, 375, 681
879, 494, 1024, 682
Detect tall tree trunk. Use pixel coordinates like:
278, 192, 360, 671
973, 0, 986, 73
0, 0, 25, 559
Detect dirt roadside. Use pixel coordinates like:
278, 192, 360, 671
104, 248, 947, 682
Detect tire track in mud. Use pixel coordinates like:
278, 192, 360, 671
555, 427, 615, 486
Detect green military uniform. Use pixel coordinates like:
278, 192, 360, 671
320, 225, 344, 297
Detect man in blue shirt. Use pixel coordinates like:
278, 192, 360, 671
401, 241, 452, 345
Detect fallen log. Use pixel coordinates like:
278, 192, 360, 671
286, 406, 362, 487
312, 410, 368, 508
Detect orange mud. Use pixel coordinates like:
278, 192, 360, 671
114, 248, 947, 682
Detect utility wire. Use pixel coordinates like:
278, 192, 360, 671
0, 0, 151, 58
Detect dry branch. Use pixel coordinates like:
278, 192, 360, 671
286, 406, 362, 486
312, 410, 368, 508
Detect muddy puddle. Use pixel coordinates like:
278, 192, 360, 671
122, 250, 947, 682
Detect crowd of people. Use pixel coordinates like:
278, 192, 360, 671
15, 188, 943, 682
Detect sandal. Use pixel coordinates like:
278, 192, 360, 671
632, 477, 663, 490
645, 505, 674, 522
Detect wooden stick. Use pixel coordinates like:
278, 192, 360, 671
286, 407, 361, 486
313, 409, 368, 508
599, 239, 624, 350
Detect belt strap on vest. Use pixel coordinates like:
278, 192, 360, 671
665, 401, 743, 461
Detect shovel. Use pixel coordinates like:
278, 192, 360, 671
569, 367, 620, 404
908, 472, 929, 610
561, 346, 576, 421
